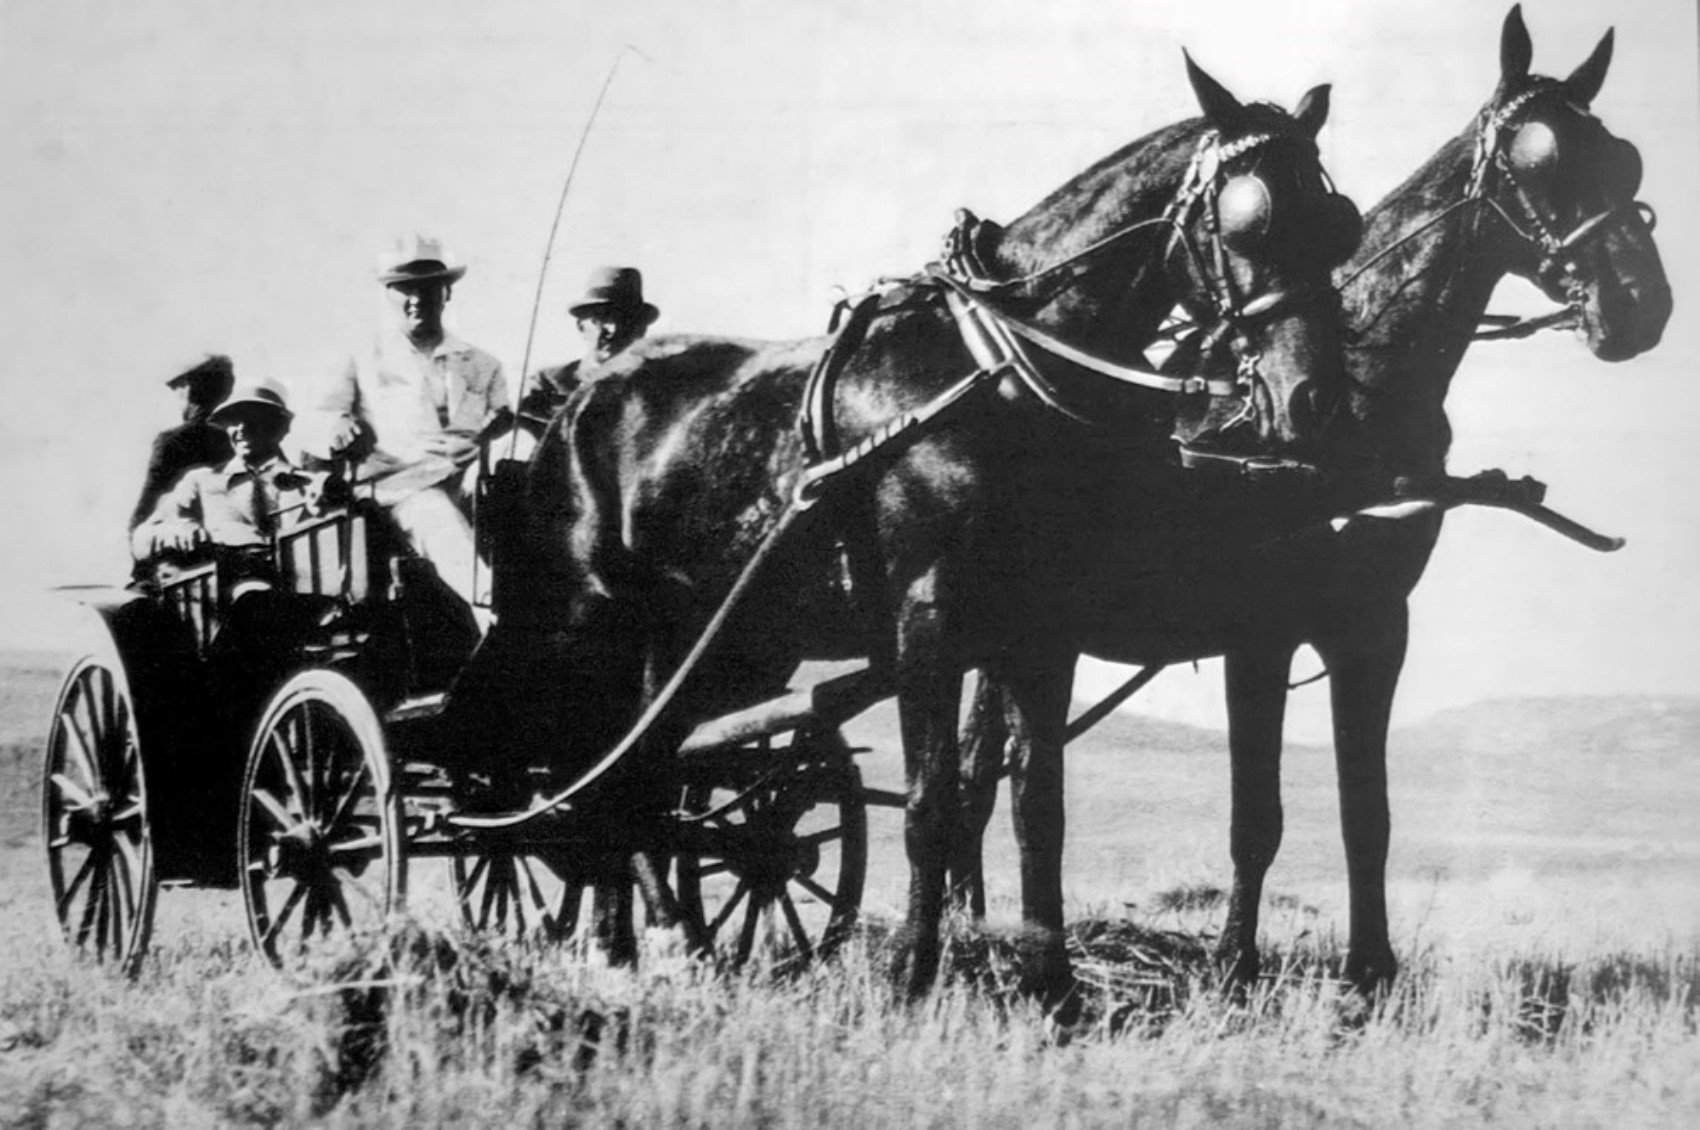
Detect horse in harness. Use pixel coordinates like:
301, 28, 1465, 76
955, 5, 1673, 998
449, 54, 1364, 994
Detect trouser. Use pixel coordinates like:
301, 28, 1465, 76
389, 486, 487, 610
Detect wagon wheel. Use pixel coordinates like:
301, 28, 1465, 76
675, 728, 867, 969
42, 656, 157, 975
452, 843, 646, 959
239, 669, 404, 964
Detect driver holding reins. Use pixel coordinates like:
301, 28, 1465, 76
308, 234, 510, 612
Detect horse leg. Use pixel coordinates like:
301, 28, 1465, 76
1000, 647, 1077, 1003
892, 578, 966, 998
1314, 601, 1408, 993
950, 670, 1010, 919
1217, 643, 1296, 985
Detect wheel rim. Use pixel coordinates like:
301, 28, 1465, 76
43, 658, 156, 974
240, 673, 402, 963
676, 733, 867, 969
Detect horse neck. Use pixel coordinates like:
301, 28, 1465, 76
990, 120, 1202, 356
1340, 129, 1518, 471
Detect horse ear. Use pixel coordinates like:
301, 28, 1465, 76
1292, 84, 1331, 138
1500, 5, 1533, 82
1561, 28, 1614, 106
1184, 50, 1244, 129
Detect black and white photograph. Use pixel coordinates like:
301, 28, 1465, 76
1, 0, 1696, 1123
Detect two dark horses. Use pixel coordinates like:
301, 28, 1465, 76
959, 4, 1671, 994
480, 9, 1669, 998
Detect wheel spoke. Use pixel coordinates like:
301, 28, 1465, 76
56, 715, 99, 797
478, 859, 504, 925
322, 760, 372, 839
693, 857, 734, 880
106, 857, 132, 952
57, 849, 98, 918
777, 889, 813, 958
797, 825, 845, 848
302, 706, 321, 812
707, 880, 751, 935
794, 874, 835, 905
735, 889, 764, 962
262, 881, 308, 949
325, 875, 355, 929
327, 830, 382, 855
268, 730, 310, 821
458, 854, 491, 901
74, 853, 105, 945
49, 772, 99, 815
250, 787, 300, 836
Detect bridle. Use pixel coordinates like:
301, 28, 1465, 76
932, 127, 1340, 424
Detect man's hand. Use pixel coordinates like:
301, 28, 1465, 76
149, 521, 208, 556
303, 471, 352, 515
325, 414, 369, 458
422, 431, 479, 465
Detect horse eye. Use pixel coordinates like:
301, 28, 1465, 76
1217, 175, 1272, 249
1507, 120, 1561, 174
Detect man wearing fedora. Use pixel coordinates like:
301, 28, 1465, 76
312, 234, 509, 609
128, 354, 237, 533
517, 265, 659, 430
131, 379, 324, 575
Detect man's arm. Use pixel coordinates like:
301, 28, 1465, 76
128, 432, 180, 532
312, 357, 373, 459
130, 470, 209, 561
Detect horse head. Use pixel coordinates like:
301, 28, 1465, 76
1477, 5, 1671, 360
980, 54, 1360, 457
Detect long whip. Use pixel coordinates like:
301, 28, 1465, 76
504, 43, 650, 459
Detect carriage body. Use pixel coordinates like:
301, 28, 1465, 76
43, 469, 874, 972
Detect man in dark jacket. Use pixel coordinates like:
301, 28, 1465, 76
128, 355, 236, 531
516, 266, 660, 434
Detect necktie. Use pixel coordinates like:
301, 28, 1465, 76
250, 471, 274, 539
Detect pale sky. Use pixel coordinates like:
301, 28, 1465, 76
2, 0, 1696, 736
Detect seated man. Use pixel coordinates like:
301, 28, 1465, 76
516, 265, 659, 435
311, 234, 508, 611
132, 380, 329, 591
129, 354, 237, 533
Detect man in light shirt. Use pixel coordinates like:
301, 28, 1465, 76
131, 379, 323, 587
314, 234, 509, 609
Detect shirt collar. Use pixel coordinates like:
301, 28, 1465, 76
219, 453, 296, 484
377, 324, 475, 363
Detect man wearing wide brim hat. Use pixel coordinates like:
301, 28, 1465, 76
128, 354, 238, 532
132, 379, 325, 567
518, 266, 662, 430
310, 233, 508, 612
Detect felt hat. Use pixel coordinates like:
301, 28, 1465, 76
210, 379, 292, 425
568, 266, 659, 322
165, 354, 235, 398
376, 233, 467, 286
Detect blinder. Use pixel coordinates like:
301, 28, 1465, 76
1216, 171, 1361, 267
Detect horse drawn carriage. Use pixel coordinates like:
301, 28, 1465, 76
44, 474, 888, 975
40, 11, 1667, 998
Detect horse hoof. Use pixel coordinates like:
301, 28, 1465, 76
1344, 950, 1397, 996
1213, 944, 1261, 991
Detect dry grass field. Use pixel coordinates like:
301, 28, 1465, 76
2, 649, 1697, 1126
